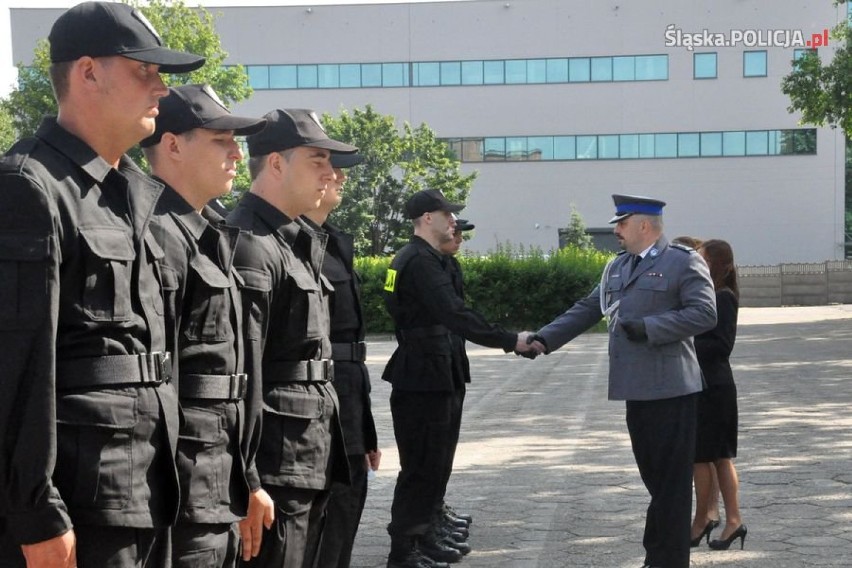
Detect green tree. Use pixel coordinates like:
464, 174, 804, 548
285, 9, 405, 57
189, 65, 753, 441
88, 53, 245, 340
0, 105, 16, 153
558, 204, 594, 250
1, 0, 251, 169
781, 1, 851, 136
322, 105, 478, 255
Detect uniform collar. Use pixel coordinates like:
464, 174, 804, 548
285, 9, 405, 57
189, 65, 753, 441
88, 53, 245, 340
154, 180, 210, 241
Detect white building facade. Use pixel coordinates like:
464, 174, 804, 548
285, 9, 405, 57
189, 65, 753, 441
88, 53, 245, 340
11, 0, 848, 264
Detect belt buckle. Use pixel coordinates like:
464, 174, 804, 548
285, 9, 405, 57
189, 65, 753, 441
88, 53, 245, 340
140, 352, 166, 384
231, 373, 248, 399
354, 342, 367, 361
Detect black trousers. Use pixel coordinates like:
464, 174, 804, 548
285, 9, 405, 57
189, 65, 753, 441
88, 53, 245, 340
626, 393, 697, 568
437, 387, 465, 512
315, 453, 369, 568
241, 486, 329, 568
173, 522, 239, 568
0, 524, 171, 568
388, 390, 455, 537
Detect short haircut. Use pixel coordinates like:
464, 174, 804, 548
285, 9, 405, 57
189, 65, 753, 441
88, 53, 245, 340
48, 61, 74, 102
248, 148, 294, 181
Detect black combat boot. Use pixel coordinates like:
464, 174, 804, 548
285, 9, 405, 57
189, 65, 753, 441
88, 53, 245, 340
417, 532, 464, 564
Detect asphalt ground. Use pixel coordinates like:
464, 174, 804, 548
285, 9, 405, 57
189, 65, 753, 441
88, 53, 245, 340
348, 305, 852, 567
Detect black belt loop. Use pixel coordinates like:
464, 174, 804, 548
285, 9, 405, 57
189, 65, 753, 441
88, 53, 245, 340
57, 352, 172, 391
331, 341, 367, 362
265, 359, 335, 383
180, 373, 248, 400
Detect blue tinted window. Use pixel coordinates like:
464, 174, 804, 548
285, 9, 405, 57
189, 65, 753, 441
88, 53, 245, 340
506, 137, 527, 160
746, 131, 769, 155
693, 53, 717, 79
743, 51, 767, 77
527, 137, 553, 160
591, 57, 612, 81
620, 134, 639, 158
613, 57, 635, 81
599, 135, 619, 158
297, 65, 317, 88
700, 132, 722, 156
546, 59, 568, 82
269, 65, 297, 89
362, 64, 382, 87
483, 60, 504, 84
723, 131, 746, 155
554, 136, 576, 159
655, 134, 677, 158
639, 134, 655, 158
461, 61, 484, 85
793, 49, 815, 61
768, 130, 780, 155
528, 59, 546, 83
339, 64, 361, 88
441, 61, 461, 85
576, 136, 598, 159
318, 64, 339, 88
414, 62, 440, 86
635, 55, 668, 80
505, 60, 526, 84
383, 63, 407, 86
484, 138, 505, 161
247, 65, 269, 89
568, 58, 590, 82
678, 133, 700, 157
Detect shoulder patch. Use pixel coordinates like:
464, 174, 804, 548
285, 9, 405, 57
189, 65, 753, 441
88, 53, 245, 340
384, 268, 398, 293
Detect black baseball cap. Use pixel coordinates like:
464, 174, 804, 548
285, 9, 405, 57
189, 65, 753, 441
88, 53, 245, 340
140, 84, 267, 148
246, 109, 358, 157
455, 218, 475, 232
49, 2, 205, 74
331, 153, 364, 169
609, 194, 667, 224
405, 189, 465, 219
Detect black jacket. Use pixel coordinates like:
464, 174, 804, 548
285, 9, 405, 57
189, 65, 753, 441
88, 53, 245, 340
149, 183, 252, 523
695, 288, 738, 387
227, 193, 348, 490
0, 118, 179, 545
382, 236, 516, 392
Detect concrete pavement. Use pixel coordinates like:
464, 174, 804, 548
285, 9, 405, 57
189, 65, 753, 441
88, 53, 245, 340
349, 305, 852, 567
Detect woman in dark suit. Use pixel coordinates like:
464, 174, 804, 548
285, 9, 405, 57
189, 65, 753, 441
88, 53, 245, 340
690, 239, 747, 551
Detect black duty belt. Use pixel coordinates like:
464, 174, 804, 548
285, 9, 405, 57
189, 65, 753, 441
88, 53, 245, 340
331, 341, 367, 362
265, 359, 334, 383
399, 325, 450, 340
180, 373, 248, 401
57, 352, 172, 391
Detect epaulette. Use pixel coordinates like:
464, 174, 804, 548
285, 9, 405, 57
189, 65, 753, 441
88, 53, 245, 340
0, 137, 38, 173
670, 243, 693, 253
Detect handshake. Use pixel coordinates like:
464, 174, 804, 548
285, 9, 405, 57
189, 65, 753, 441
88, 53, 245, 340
513, 331, 548, 360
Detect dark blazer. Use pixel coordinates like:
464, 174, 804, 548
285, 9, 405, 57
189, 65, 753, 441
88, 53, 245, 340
695, 288, 738, 387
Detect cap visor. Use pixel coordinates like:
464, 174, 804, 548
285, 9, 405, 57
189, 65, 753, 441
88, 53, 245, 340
123, 48, 205, 74
305, 139, 359, 153
204, 115, 268, 137
458, 223, 475, 231
444, 204, 465, 214
609, 212, 633, 224
331, 153, 364, 168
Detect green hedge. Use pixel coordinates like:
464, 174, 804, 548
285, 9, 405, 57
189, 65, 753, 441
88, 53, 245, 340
354, 245, 613, 334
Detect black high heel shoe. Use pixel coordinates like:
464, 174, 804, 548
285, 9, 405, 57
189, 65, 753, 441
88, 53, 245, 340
708, 524, 747, 550
690, 520, 718, 547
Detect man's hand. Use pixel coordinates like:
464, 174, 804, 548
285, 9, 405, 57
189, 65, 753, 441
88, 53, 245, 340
514, 332, 539, 359
527, 332, 549, 355
239, 488, 275, 561
366, 449, 382, 472
21, 529, 76, 568
620, 319, 648, 342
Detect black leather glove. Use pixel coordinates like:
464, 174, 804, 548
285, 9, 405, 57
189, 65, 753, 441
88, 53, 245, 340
515, 349, 539, 360
620, 319, 647, 342
526, 333, 549, 353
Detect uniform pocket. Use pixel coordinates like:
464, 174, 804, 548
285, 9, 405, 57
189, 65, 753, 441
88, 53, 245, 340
237, 267, 271, 341
177, 405, 229, 509
55, 390, 138, 509
258, 387, 328, 477
289, 268, 326, 338
184, 255, 232, 342
79, 227, 135, 321
0, 234, 50, 329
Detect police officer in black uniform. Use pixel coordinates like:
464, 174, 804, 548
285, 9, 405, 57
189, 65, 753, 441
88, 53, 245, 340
226, 109, 356, 567
0, 3, 204, 567
141, 84, 271, 567
383, 190, 537, 568
304, 153, 381, 568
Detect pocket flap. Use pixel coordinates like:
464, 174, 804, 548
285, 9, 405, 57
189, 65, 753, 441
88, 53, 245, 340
0, 234, 50, 261
189, 254, 231, 289
289, 268, 320, 293
57, 391, 139, 428
637, 277, 669, 291
80, 227, 135, 261
265, 388, 324, 419
606, 278, 623, 292
237, 267, 272, 292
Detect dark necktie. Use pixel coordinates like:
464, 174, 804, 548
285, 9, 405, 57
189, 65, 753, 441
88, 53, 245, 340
629, 254, 641, 277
